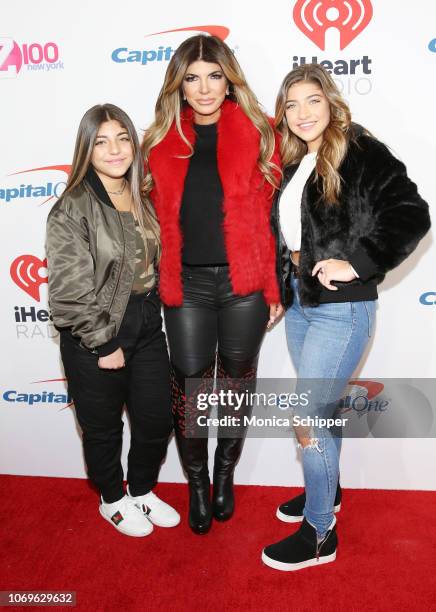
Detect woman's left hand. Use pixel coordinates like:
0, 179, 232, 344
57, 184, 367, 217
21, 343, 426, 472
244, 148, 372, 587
267, 303, 284, 329
312, 259, 357, 291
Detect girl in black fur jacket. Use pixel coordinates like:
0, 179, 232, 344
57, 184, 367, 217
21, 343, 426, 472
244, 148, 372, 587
262, 63, 430, 572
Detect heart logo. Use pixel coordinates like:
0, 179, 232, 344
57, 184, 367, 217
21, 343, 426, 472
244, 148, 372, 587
293, 0, 373, 50
10, 254, 48, 301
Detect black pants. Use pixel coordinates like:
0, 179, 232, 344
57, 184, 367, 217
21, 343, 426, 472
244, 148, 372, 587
164, 264, 269, 398
165, 266, 268, 444
60, 290, 172, 503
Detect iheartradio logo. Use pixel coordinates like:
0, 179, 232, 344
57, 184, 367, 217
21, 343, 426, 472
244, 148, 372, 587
293, 0, 373, 50
10, 255, 48, 301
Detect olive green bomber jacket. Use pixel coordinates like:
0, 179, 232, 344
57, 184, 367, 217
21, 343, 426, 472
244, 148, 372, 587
46, 170, 137, 356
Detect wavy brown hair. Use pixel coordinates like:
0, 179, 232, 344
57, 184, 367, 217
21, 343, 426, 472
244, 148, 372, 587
142, 35, 278, 196
275, 64, 353, 204
65, 103, 159, 238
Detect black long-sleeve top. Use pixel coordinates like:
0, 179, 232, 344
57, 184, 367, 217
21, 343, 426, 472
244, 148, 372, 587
180, 123, 227, 265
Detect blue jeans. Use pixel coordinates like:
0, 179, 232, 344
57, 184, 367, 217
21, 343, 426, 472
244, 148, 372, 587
285, 276, 376, 536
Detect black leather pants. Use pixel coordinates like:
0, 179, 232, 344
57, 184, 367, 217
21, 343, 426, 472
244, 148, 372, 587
165, 265, 269, 525
165, 265, 269, 377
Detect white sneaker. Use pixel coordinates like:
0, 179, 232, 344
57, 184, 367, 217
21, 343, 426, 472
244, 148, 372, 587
127, 487, 180, 527
99, 494, 154, 537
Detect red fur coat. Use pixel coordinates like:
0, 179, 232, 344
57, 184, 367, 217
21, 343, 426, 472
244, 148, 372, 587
148, 99, 280, 307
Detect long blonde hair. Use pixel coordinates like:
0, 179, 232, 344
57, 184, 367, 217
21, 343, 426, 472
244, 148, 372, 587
65, 103, 159, 236
142, 35, 278, 196
275, 64, 353, 204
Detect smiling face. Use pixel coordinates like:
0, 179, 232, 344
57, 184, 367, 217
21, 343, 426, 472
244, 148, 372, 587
182, 60, 228, 125
90, 119, 133, 181
285, 81, 331, 152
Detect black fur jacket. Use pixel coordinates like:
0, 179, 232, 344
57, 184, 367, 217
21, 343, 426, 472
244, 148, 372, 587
271, 128, 431, 307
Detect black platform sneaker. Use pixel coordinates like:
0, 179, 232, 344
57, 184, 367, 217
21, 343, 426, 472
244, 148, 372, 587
262, 517, 337, 571
276, 483, 342, 523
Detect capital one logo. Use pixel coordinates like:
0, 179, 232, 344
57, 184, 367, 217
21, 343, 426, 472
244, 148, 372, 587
3, 378, 72, 409
349, 379, 384, 400
339, 379, 387, 417
293, 0, 373, 50
420, 291, 436, 305
112, 25, 230, 66
10, 255, 48, 301
146, 25, 230, 40
1, 165, 70, 205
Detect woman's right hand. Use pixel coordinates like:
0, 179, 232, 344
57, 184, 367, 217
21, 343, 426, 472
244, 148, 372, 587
312, 258, 357, 290
98, 347, 125, 370
267, 303, 284, 329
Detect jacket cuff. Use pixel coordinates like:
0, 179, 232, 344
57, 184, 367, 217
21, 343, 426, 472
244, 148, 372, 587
96, 337, 121, 357
348, 248, 378, 282
263, 279, 281, 305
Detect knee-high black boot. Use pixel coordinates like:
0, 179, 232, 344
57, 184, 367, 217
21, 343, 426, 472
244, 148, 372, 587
212, 353, 257, 521
171, 362, 215, 534
213, 438, 246, 521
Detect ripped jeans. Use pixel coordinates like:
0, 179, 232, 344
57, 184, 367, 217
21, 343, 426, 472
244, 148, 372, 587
285, 276, 376, 536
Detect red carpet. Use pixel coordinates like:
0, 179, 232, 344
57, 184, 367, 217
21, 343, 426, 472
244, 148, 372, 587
1, 476, 435, 611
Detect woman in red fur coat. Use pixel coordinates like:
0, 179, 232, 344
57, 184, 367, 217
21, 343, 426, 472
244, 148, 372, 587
142, 34, 282, 534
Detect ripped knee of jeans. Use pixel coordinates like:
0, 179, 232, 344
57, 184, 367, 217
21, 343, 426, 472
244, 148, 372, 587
296, 436, 323, 453
294, 424, 323, 452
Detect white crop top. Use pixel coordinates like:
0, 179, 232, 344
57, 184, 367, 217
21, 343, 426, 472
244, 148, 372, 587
279, 152, 316, 252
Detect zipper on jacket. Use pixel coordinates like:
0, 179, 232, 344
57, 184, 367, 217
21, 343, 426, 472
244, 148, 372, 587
107, 211, 126, 325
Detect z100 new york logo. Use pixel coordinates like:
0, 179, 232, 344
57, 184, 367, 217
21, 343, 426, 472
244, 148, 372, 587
10, 254, 57, 341
0, 37, 64, 77
292, 0, 374, 96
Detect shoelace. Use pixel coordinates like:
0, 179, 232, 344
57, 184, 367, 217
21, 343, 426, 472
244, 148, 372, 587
128, 491, 155, 515
117, 496, 143, 518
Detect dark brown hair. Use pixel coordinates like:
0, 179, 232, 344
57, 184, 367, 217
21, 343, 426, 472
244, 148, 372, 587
65, 103, 159, 233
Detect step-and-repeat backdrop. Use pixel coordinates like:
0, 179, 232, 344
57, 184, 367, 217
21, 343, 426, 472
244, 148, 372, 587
1, 0, 435, 489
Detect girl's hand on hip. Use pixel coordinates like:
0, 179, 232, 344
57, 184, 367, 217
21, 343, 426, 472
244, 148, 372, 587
98, 347, 125, 369
267, 303, 284, 329
312, 259, 357, 291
